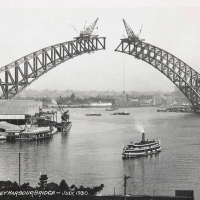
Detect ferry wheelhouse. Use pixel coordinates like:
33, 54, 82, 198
122, 132, 161, 158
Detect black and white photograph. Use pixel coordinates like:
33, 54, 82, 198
0, 0, 199, 199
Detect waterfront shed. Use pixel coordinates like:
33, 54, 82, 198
0, 100, 42, 125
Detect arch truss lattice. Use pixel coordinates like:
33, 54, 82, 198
115, 20, 200, 110
0, 37, 106, 99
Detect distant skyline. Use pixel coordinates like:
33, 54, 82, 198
16, 87, 177, 99
0, 0, 200, 93
19, 88, 174, 93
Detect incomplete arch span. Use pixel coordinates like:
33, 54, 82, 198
0, 37, 105, 99
115, 20, 200, 110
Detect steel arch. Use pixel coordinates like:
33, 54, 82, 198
0, 37, 106, 99
115, 39, 200, 110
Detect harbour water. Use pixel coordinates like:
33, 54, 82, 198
0, 107, 200, 198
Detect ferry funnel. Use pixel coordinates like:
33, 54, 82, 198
142, 132, 145, 142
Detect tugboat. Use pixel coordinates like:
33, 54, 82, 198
122, 132, 161, 158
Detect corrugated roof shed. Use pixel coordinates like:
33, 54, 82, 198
0, 100, 42, 115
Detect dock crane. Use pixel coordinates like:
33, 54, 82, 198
56, 101, 69, 122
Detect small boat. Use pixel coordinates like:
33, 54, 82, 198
105, 107, 115, 111
56, 122, 72, 132
85, 113, 101, 116
0, 135, 6, 140
61, 122, 72, 133
177, 108, 186, 112
50, 126, 58, 135
105, 105, 118, 111
111, 111, 130, 115
122, 132, 161, 158
157, 108, 166, 112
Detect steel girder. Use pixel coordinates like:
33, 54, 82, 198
115, 39, 200, 110
0, 37, 106, 99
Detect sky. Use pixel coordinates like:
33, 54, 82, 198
0, 0, 200, 93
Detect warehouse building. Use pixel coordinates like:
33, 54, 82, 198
0, 100, 42, 125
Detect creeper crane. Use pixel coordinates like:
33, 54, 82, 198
74, 18, 99, 40
123, 19, 144, 42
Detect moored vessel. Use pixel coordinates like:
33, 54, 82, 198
51, 126, 58, 135
122, 132, 161, 158
111, 111, 130, 115
57, 122, 72, 132
105, 105, 118, 111
157, 107, 166, 112
0, 134, 6, 140
85, 113, 101, 116
7, 126, 55, 141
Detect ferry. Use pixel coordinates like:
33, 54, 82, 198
122, 132, 161, 158
111, 111, 130, 115
15, 127, 55, 141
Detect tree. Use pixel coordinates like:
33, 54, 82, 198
10, 181, 19, 191
70, 93, 76, 102
90, 184, 104, 195
19, 182, 30, 191
59, 179, 69, 192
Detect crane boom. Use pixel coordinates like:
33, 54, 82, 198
138, 24, 143, 37
70, 23, 79, 34
122, 19, 144, 42
123, 19, 136, 39
82, 18, 99, 36
73, 18, 99, 40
